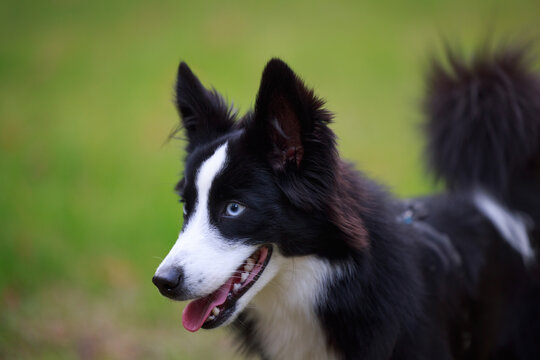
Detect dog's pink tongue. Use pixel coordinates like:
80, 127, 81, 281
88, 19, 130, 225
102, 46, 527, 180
182, 278, 233, 332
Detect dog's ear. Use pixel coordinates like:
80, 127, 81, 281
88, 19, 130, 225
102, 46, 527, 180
251, 58, 328, 171
174, 62, 235, 152
247, 59, 337, 211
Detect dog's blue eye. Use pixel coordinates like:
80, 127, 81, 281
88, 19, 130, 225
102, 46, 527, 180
225, 202, 245, 217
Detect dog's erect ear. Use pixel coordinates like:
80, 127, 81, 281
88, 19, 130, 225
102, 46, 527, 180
248, 59, 338, 213
252, 58, 326, 171
174, 62, 235, 152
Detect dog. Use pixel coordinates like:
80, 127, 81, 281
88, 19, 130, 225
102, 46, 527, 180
152, 46, 540, 359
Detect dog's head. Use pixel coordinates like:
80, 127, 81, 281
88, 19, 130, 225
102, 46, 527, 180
152, 59, 354, 332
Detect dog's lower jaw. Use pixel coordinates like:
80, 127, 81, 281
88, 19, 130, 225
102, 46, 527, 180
240, 254, 341, 360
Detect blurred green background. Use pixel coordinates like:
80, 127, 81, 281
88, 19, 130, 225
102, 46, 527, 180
1, 0, 539, 358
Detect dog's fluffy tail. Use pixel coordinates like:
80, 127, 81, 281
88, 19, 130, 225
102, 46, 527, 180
424, 45, 540, 197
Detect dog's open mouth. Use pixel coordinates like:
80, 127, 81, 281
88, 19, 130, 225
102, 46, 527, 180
182, 245, 272, 332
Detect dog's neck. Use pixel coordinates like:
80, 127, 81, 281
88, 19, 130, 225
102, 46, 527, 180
242, 255, 340, 360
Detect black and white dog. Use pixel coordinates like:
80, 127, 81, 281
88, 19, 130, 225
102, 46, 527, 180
152, 46, 540, 359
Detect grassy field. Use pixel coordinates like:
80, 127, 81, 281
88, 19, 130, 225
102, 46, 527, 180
1, 0, 539, 358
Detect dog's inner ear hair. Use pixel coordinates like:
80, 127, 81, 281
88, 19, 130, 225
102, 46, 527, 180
268, 96, 304, 170
178, 106, 196, 131
253, 58, 310, 171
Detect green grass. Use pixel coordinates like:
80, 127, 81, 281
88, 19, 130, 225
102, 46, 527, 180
1, 0, 539, 358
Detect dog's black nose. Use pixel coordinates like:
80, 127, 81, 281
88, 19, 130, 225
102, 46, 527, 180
152, 267, 183, 298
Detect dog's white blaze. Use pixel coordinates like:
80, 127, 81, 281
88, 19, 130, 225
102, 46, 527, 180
155, 142, 256, 296
245, 254, 340, 360
473, 190, 534, 263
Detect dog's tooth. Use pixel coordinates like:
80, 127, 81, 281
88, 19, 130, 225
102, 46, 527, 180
233, 283, 241, 293
241, 272, 249, 283
208, 315, 215, 321
212, 307, 220, 316
245, 258, 255, 272
244, 264, 254, 272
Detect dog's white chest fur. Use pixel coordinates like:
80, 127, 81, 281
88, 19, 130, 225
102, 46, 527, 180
248, 255, 339, 360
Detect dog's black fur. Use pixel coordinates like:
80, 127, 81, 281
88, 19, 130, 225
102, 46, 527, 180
164, 46, 540, 359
